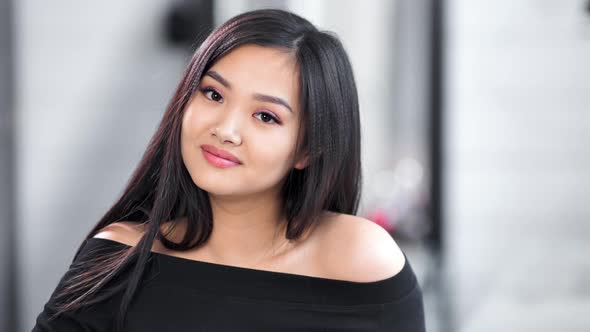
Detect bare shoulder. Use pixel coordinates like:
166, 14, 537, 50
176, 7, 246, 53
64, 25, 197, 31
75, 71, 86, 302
317, 212, 406, 283
92, 221, 146, 247
92, 219, 187, 248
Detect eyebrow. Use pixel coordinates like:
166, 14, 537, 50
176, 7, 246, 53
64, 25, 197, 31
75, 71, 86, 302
204, 70, 294, 114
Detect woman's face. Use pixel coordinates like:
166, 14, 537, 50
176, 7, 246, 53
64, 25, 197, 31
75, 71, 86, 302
181, 44, 307, 197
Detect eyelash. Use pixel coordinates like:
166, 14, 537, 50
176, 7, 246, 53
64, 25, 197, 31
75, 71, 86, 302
197, 86, 282, 125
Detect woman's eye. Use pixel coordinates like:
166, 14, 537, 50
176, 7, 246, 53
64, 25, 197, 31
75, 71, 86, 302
254, 112, 281, 125
200, 87, 223, 102
199, 86, 280, 125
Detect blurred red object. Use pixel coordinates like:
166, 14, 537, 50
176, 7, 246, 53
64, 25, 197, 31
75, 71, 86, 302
366, 208, 396, 234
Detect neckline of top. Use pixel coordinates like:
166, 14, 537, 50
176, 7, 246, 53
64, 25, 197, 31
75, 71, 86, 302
84, 237, 419, 305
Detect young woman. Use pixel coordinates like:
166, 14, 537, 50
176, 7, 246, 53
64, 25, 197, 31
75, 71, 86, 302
32, 8, 425, 332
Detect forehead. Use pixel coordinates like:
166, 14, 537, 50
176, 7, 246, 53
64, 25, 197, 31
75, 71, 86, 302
204, 44, 300, 110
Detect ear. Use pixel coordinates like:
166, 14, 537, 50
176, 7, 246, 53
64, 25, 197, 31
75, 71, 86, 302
294, 152, 309, 170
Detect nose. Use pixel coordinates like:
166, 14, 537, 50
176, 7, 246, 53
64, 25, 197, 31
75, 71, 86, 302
212, 107, 243, 145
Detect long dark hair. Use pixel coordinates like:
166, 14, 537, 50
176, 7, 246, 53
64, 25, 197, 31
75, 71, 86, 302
49, 8, 362, 331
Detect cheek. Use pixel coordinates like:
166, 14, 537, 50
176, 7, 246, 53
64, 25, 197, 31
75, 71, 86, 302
180, 105, 207, 165
182, 103, 210, 139
249, 130, 298, 174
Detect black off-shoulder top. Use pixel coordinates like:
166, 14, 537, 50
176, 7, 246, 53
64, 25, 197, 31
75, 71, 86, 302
32, 237, 426, 332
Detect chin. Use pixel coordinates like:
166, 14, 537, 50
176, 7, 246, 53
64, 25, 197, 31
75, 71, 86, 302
191, 173, 242, 196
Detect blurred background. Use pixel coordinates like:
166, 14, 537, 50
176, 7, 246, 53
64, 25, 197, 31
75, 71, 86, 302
1, 0, 589, 331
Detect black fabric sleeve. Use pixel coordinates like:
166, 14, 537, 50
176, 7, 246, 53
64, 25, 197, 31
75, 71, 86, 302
380, 281, 426, 331
30, 239, 123, 332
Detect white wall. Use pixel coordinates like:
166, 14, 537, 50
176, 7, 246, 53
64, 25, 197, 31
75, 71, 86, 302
14, 1, 187, 330
445, 1, 590, 330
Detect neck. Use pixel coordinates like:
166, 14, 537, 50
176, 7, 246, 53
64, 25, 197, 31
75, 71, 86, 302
205, 190, 292, 266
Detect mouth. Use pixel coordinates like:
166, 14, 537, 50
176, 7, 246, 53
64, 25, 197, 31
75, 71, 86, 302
200, 145, 242, 168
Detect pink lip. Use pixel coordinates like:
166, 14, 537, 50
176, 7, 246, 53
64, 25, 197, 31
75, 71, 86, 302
201, 145, 242, 168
